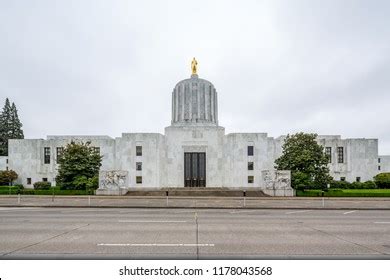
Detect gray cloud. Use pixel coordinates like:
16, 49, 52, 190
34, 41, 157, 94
1, 0, 389, 153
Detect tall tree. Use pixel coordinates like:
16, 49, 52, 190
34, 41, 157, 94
0, 99, 24, 156
10, 102, 24, 139
0, 98, 12, 156
56, 141, 102, 190
275, 132, 332, 189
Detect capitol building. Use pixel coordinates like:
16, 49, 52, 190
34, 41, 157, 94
3, 59, 390, 196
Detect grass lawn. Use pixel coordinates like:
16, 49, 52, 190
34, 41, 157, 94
297, 189, 390, 197
0, 186, 93, 195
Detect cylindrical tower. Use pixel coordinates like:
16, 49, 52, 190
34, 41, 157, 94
171, 73, 218, 126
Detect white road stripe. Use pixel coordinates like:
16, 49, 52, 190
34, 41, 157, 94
118, 220, 187, 223
374, 222, 390, 224
285, 210, 313, 215
97, 243, 214, 247
230, 210, 260, 214
343, 210, 357, 215
0, 207, 41, 211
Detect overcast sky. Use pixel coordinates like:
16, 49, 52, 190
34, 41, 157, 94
1, 0, 390, 154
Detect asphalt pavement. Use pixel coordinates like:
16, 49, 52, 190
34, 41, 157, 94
0, 195, 390, 209
0, 207, 389, 259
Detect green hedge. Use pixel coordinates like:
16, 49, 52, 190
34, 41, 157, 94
297, 189, 390, 197
0, 186, 92, 195
328, 180, 377, 189
33, 181, 52, 190
374, 173, 390, 188
0, 185, 24, 195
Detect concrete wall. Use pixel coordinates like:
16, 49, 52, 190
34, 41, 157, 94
317, 136, 378, 182
378, 155, 390, 173
8, 136, 114, 188
224, 133, 278, 188
164, 125, 225, 188
0, 156, 7, 171
7, 132, 384, 189
112, 133, 165, 189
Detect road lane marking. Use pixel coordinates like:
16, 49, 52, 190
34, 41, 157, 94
97, 243, 214, 247
230, 210, 260, 214
118, 220, 187, 223
343, 210, 357, 215
374, 222, 390, 224
0, 207, 41, 211
285, 210, 313, 215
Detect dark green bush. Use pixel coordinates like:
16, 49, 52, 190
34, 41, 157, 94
374, 173, 390, 188
33, 181, 51, 190
329, 180, 351, 189
362, 180, 377, 189
329, 180, 376, 189
21, 189, 35, 195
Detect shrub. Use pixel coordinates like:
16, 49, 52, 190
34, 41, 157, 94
374, 173, 390, 189
60, 175, 99, 191
0, 170, 18, 185
329, 180, 351, 189
13, 184, 24, 189
362, 180, 377, 189
21, 189, 35, 195
326, 180, 377, 189
33, 181, 51, 190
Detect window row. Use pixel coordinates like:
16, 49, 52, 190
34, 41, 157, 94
325, 146, 345, 163
25, 176, 144, 185
43, 145, 143, 164
340, 177, 362, 182
26, 177, 48, 185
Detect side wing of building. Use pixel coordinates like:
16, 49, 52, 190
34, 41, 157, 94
378, 155, 390, 173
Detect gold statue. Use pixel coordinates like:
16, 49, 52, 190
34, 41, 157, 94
191, 57, 198, 75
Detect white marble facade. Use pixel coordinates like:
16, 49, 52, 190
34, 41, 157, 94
5, 73, 389, 195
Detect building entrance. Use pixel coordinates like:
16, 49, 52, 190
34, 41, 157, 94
184, 152, 206, 187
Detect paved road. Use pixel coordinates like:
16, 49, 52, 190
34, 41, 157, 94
1, 195, 390, 209
0, 207, 390, 259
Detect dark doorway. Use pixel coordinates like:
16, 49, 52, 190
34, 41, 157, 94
184, 152, 206, 187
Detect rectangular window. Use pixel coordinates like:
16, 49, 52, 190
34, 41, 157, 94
337, 147, 344, 163
136, 146, 142, 156
248, 176, 254, 183
325, 147, 332, 163
378, 166, 381, 171
27, 178, 31, 185
93, 147, 100, 154
378, 158, 381, 163
44, 147, 51, 164
356, 177, 361, 182
340, 177, 346, 181
56, 147, 64, 163
247, 146, 254, 156
42, 178, 48, 182
248, 162, 254, 170
6, 159, 8, 164
136, 162, 142, 171
136, 176, 142, 184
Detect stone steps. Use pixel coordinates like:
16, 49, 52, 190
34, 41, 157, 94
125, 188, 269, 197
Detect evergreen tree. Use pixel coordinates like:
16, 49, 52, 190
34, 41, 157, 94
10, 102, 24, 139
0, 98, 24, 156
0, 98, 12, 156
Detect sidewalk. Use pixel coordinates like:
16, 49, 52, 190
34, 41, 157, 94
0, 195, 390, 209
